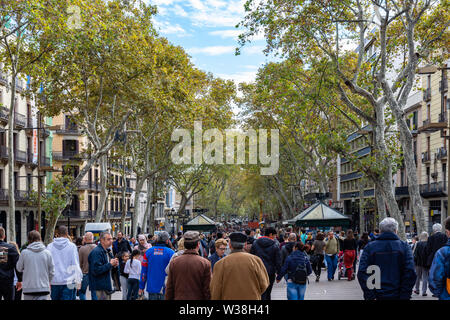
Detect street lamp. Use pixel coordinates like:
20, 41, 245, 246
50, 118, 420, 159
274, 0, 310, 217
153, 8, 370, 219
167, 208, 179, 235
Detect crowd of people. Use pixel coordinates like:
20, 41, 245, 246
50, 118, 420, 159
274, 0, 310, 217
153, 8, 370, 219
0, 216, 449, 301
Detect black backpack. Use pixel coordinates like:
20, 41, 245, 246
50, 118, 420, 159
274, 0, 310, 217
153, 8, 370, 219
292, 262, 308, 285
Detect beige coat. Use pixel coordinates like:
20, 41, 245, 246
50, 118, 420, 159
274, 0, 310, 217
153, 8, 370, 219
210, 250, 269, 300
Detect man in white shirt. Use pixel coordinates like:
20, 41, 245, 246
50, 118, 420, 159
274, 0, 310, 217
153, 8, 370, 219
47, 226, 82, 300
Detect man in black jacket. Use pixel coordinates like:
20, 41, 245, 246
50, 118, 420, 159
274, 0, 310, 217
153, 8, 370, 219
413, 232, 430, 296
112, 232, 132, 257
250, 227, 281, 300
0, 227, 20, 300
426, 223, 448, 268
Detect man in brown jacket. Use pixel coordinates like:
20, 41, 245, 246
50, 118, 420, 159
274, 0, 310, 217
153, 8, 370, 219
210, 232, 269, 300
165, 231, 211, 300
78, 232, 97, 300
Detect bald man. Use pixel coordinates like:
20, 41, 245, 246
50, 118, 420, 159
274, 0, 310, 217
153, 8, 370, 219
78, 232, 97, 300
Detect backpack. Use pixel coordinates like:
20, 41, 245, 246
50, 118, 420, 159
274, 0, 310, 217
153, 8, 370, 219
292, 262, 308, 285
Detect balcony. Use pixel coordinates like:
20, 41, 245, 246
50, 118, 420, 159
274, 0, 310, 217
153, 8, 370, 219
61, 210, 96, 219
440, 79, 448, 92
423, 88, 431, 102
0, 107, 9, 123
56, 124, 82, 135
14, 112, 26, 128
52, 150, 79, 161
77, 181, 99, 191
422, 151, 431, 163
15, 77, 24, 92
420, 182, 446, 198
436, 147, 447, 160
14, 190, 32, 201
395, 186, 409, 198
14, 150, 27, 164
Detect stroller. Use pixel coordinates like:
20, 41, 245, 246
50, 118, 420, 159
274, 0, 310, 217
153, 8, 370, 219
337, 251, 355, 280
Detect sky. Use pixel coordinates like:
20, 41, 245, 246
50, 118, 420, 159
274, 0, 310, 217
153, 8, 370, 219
147, 0, 274, 85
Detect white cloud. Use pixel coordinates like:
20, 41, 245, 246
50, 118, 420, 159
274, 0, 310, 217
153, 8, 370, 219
153, 20, 188, 36
243, 45, 265, 55
217, 71, 257, 84
187, 46, 235, 56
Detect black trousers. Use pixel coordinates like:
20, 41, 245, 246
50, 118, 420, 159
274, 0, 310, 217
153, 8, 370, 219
261, 273, 275, 300
312, 254, 324, 277
0, 283, 14, 301
14, 286, 22, 301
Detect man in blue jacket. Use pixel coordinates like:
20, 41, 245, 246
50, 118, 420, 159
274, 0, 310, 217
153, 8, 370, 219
357, 218, 416, 300
139, 231, 174, 300
429, 217, 450, 300
88, 232, 119, 300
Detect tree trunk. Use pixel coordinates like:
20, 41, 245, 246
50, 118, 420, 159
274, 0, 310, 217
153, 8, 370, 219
7, 74, 16, 242
121, 154, 127, 233
44, 212, 59, 245
375, 185, 387, 221
359, 180, 365, 233
131, 177, 145, 237
373, 104, 406, 240
141, 177, 153, 234
394, 113, 427, 235
274, 175, 294, 219
95, 155, 109, 222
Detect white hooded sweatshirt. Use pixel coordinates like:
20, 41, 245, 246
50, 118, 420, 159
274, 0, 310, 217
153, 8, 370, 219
47, 237, 82, 286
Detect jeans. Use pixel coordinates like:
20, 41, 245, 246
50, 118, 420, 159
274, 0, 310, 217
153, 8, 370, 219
325, 254, 338, 280
120, 276, 128, 300
51, 284, 77, 300
414, 266, 429, 295
127, 278, 140, 300
78, 274, 97, 300
286, 282, 307, 300
95, 290, 111, 300
148, 292, 164, 300
261, 274, 275, 300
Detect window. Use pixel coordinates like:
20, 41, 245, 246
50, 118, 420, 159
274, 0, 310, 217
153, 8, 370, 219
88, 195, 92, 211
27, 173, 32, 191
0, 169, 3, 189
110, 198, 114, 211
94, 195, 98, 210
427, 75, 431, 89
427, 104, 431, 121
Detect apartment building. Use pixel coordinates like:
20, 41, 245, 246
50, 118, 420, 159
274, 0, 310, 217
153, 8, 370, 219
0, 69, 53, 247
398, 62, 449, 233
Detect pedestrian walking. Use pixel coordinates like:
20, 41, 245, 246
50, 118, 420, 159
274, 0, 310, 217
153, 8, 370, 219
342, 230, 357, 281
9, 242, 22, 301
250, 227, 281, 300
125, 249, 141, 300
413, 231, 430, 296
425, 223, 448, 274
119, 251, 130, 300
134, 234, 151, 263
276, 242, 312, 300
357, 218, 416, 300
139, 231, 174, 300
210, 232, 269, 300
428, 216, 450, 300
88, 232, 120, 300
324, 231, 339, 281
16, 231, 54, 300
208, 238, 228, 272
113, 231, 132, 257
311, 232, 326, 282
165, 231, 211, 300
244, 230, 255, 253
47, 226, 82, 300
0, 227, 20, 301
78, 232, 97, 300
281, 233, 297, 268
